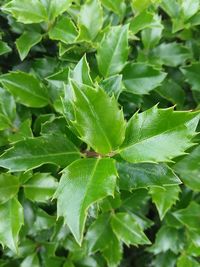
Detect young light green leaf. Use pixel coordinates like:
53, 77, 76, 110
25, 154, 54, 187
2, 0, 47, 24
0, 198, 23, 253
111, 212, 150, 246
96, 24, 129, 77
100, 0, 125, 16
21, 254, 40, 267
177, 254, 200, 267
149, 42, 191, 67
129, 10, 154, 34
148, 226, 184, 254
149, 185, 180, 220
46, 0, 72, 21
0, 71, 49, 108
174, 145, 200, 191
15, 31, 42, 61
70, 55, 93, 86
0, 41, 11, 56
181, 63, 200, 92
0, 134, 81, 172
122, 62, 166, 95
172, 202, 200, 232
71, 82, 126, 154
117, 162, 181, 190
120, 106, 199, 163
77, 0, 103, 41
8, 119, 33, 143
49, 17, 78, 44
54, 158, 117, 244
0, 173, 19, 204
23, 173, 58, 202
180, 0, 199, 21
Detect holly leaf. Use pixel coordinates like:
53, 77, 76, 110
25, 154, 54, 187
23, 173, 58, 202
70, 82, 126, 155
0, 71, 49, 108
96, 24, 129, 77
49, 16, 78, 44
111, 212, 150, 246
0, 41, 11, 56
77, 0, 103, 41
21, 254, 40, 267
149, 185, 180, 220
0, 198, 24, 253
122, 62, 166, 95
0, 173, 19, 204
130, 10, 154, 34
46, 0, 72, 21
54, 158, 117, 244
100, 0, 125, 16
120, 106, 199, 163
174, 145, 200, 191
0, 134, 81, 172
177, 254, 199, 267
2, 0, 47, 24
117, 162, 181, 190
181, 63, 200, 93
15, 31, 42, 61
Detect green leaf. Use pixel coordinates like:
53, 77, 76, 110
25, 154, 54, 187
23, 173, 58, 202
54, 158, 117, 244
2, 0, 47, 24
96, 24, 129, 77
86, 213, 112, 253
149, 42, 191, 67
174, 145, 200, 191
100, 0, 125, 16
180, 0, 199, 21
131, 0, 159, 13
0, 71, 49, 108
46, 0, 72, 21
8, 119, 33, 143
71, 82, 126, 154
0, 173, 19, 204
70, 55, 93, 86
149, 185, 180, 219
21, 253, 40, 267
49, 16, 78, 44
120, 106, 199, 163
0, 198, 23, 253
77, 0, 103, 41
117, 162, 181, 190
181, 63, 200, 92
0, 134, 81, 172
172, 202, 200, 232
177, 254, 199, 267
100, 74, 123, 99
160, 0, 180, 18
0, 41, 11, 56
111, 212, 150, 246
122, 62, 166, 95
129, 11, 154, 34
15, 31, 42, 61
0, 87, 16, 123
149, 226, 184, 254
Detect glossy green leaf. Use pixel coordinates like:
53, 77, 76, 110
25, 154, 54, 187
130, 11, 154, 34
100, 74, 123, 99
77, 0, 103, 41
21, 253, 40, 267
174, 145, 200, 191
149, 42, 191, 67
0, 173, 19, 204
97, 24, 129, 77
49, 16, 78, 44
8, 119, 33, 143
120, 106, 199, 163
23, 173, 58, 202
0, 41, 11, 56
149, 226, 184, 254
117, 162, 181, 190
70, 55, 93, 86
15, 31, 42, 61
149, 185, 180, 219
0, 134, 81, 172
2, 0, 47, 24
71, 82, 126, 154
180, 0, 199, 21
111, 212, 150, 246
100, 0, 125, 16
46, 0, 72, 21
131, 0, 159, 13
0, 88, 16, 124
54, 158, 117, 244
0, 71, 49, 108
173, 202, 200, 232
0, 198, 23, 253
122, 63, 166, 95
181, 63, 200, 92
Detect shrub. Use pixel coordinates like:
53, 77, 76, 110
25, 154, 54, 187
0, 0, 200, 266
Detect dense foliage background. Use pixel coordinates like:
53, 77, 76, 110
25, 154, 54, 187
0, 0, 200, 266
